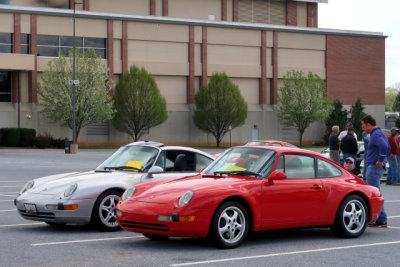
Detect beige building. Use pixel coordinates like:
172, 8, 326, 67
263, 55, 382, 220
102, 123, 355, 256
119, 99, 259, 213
0, 0, 385, 146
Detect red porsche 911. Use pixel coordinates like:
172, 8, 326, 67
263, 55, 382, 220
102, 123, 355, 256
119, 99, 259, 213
116, 146, 384, 249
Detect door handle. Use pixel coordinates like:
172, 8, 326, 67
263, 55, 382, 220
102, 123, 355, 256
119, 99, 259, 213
311, 184, 322, 190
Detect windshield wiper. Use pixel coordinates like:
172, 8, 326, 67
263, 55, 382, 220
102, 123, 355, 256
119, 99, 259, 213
213, 171, 259, 177
103, 166, 141, 172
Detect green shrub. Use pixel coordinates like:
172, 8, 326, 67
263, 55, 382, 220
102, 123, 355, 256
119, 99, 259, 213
50, 137, 68, 148
20, 128, 36, 147
33, 135, 51, 148
2, 128, 21, 147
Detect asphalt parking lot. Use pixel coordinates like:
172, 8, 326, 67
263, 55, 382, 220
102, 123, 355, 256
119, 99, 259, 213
1, 149, 400, 266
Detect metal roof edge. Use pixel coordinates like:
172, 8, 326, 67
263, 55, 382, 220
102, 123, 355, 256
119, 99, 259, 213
0, 4, 386, 38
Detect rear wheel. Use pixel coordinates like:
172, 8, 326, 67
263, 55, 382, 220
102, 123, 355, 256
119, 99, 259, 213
331, 195, 368, 238
91, 190, 122, 231
143, 234, 170, 241
209, 201, 249, 249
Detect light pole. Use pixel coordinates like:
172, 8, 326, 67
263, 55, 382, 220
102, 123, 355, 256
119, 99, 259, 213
72, 1, 82, 146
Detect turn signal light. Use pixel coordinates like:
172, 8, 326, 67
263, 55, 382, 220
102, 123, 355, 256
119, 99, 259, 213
179, 216, 195, 222
63, 204, 79, 210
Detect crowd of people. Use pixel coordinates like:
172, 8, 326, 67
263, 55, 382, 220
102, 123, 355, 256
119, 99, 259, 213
329, 115, 391, 228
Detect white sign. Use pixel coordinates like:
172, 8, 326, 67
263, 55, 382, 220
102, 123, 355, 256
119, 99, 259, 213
69, 80, 80, 85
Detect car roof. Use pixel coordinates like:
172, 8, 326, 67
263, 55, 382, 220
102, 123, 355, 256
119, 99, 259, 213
239, 145, 324, 158
125, 142, 215, 159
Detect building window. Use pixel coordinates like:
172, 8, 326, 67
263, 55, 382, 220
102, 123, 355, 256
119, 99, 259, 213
0, 33, 13, 53
37, 34, 107, 58
0, 72, 11, 102
21, 33, 30, 54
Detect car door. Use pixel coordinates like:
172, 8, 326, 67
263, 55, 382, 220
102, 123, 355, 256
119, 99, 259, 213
261, 154, 329, 229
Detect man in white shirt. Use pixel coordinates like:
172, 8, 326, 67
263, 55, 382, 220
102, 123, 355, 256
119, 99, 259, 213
339, 122, 358, 141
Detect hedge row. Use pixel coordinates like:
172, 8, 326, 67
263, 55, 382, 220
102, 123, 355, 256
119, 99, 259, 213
1, 128, 36, 147
0, 128, 67, 148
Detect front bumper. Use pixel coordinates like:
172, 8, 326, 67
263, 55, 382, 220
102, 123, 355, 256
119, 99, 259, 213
117, 200, 214, 238
15, 192, 95, 225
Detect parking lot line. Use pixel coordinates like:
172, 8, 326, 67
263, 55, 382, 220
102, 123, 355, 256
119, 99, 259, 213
388, 216, 400, 218
385, 200, 400, 203
0, 209, 15, 212
0, 186, 20, 188
0, 223, 43, 228
0, 200, 13, 202
170, 240, 400, 266
0, 194, 17, 197
32, 236, 144, 246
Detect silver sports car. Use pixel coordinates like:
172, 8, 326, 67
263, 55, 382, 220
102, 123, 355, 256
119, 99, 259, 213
15, 141, 214, 231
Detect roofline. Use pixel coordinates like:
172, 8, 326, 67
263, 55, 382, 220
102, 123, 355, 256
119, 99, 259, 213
0, 5, 386, 38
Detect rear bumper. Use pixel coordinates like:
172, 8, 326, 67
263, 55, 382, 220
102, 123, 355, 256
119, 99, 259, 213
369, 196, 385, 222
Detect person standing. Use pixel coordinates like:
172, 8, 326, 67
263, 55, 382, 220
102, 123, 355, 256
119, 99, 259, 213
340, 127, 358, 164
343, 157, 360, 176
361, 114, 390, 228
339, 122, 358, 141
362, 130, 370, 181
386, 127, 399, 185
329, 125, 340, 164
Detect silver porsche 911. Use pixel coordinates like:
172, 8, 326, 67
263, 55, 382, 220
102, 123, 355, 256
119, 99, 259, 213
14, 141, 214, 231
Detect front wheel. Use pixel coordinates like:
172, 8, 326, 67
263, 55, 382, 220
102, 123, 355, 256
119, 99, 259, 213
331, 195, 368, 238
209, 201, 249, 249
91, 190, 122, 231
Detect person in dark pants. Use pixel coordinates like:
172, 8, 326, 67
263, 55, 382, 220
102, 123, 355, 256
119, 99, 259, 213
361, 114, 390, 228
386, 127, 399, 185
329, 125, 340, 164
340, 128, 358, 164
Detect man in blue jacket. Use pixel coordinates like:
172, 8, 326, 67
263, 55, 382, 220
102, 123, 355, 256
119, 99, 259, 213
361, 114, 390, 227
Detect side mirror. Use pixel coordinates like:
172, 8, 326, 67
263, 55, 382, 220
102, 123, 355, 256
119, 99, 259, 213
147, 166, 164, 178
268, 170, 287, 184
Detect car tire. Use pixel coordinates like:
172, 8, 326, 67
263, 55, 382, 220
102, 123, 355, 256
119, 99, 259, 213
330, 195, 368, 238
143, 234, 170, 241
209, 201, 249, 249
91, 190, 122, 231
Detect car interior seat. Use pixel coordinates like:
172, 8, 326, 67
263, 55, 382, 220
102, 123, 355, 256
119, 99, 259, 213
172, 154, 188, 171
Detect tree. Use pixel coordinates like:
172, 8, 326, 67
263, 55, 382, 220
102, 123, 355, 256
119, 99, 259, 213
385, 87, 398, 112
194, 73, 247, 147
112, 65, 167, 141
349, 98, 366, 139
37, 49, 114, 141
324, 99, 348, 144
277, 70, 332, 146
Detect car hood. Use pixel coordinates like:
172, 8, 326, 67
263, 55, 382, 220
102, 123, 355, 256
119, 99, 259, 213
134, 174, 253, 204
28, 170, 143, 195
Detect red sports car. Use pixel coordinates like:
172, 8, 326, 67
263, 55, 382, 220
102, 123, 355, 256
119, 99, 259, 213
245, 139, 297, 147
116, 146, 384, 249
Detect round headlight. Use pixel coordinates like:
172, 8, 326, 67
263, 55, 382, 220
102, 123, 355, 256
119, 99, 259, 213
20, 180, 35, 194
178, 191, 194, 207
121, 186, 136, 202
64, 183, 78, 198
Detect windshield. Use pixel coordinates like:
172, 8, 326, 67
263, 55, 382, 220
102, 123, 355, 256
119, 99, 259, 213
203, 147, 277, 178
97, 145, 159, 172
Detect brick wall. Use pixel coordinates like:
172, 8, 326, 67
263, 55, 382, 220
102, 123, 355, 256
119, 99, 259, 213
326, 35, 385, 105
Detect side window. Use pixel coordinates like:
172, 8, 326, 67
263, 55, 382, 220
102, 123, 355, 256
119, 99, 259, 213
270, 143, 282, 146
284, 154, 316, 179
317, 158, 342, 178
196, 154, 213, 171
164, 151, 196, 172
155, 151, 165, 170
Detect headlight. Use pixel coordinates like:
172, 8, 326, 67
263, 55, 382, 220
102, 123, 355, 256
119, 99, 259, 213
20, 180, 35, 194
121, 186, 136, 201
64, 183, 78, 198
178, 191, 194, 207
